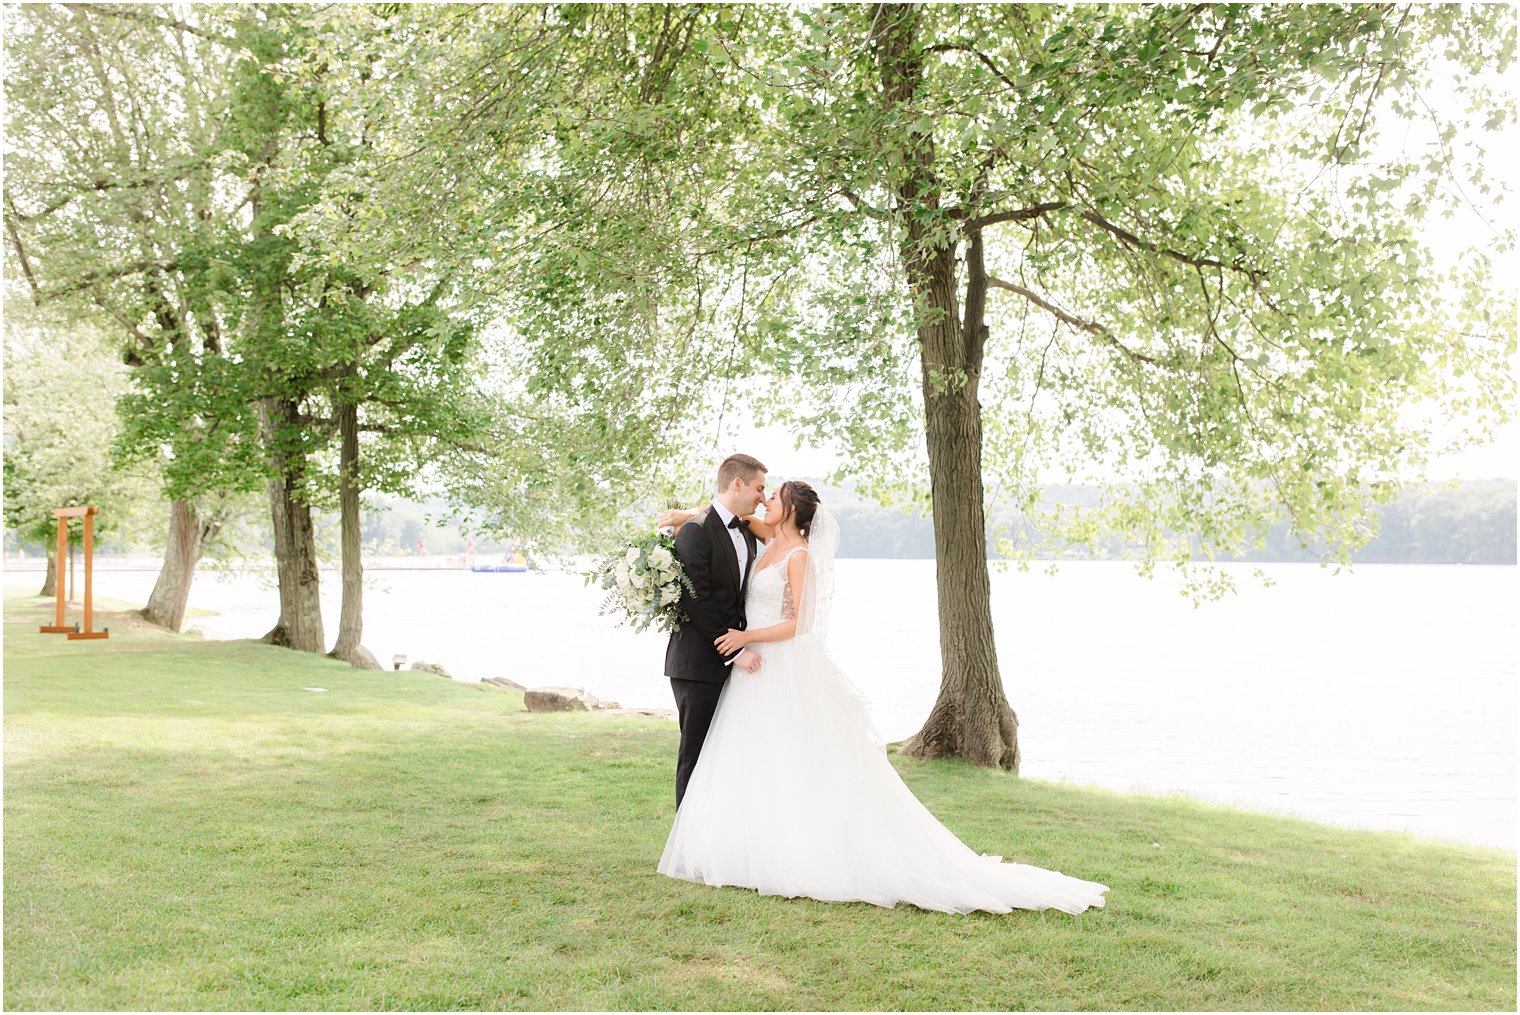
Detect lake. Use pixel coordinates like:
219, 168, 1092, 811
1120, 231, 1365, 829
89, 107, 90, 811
7, 557, 1515, 851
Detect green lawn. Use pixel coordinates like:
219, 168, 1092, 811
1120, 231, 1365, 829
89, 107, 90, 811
4, 591, 1514, 1011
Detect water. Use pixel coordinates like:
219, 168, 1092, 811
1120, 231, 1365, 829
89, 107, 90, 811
7, 558, 1515, 850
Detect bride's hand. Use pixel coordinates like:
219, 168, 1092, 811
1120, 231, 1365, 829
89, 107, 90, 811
714, 628, 749, 655
656, 508, 694, 529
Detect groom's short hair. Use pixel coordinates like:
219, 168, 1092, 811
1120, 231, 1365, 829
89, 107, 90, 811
717, 453, 766, 492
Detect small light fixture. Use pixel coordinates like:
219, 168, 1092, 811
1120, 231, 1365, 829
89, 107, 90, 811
393, 653, 407, 671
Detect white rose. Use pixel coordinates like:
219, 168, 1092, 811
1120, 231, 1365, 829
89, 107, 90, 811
630, 571, 647, 589
659, 585, 680, 606
648, 546, 672, 569
625, 547, 641, 566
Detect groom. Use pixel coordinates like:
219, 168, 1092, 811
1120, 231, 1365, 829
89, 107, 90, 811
665, 453, 767, 808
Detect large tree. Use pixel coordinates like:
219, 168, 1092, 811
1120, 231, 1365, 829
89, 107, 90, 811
228, 5, 499, 663
271, 4, 734, 549
3, 3, 253, 630
824, 4, 1513, 767
450, 3, 1514, 768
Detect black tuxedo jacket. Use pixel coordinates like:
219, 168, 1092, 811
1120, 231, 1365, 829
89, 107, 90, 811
664, 507, 757, 685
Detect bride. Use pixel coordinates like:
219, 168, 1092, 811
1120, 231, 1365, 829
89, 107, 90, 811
655, 481, 1109, 915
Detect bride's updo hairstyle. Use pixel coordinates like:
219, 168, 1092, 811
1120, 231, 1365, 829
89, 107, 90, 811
779, 481, 821, 538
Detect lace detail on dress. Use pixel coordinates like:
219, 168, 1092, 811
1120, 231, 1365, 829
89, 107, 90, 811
779, 546, 806, 621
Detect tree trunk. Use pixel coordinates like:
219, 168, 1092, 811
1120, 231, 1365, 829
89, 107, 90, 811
878, 5, 1020, 771
39, 546, 56, 598
259, 396, 326, 653
140, 498, 220, 631
896, 245, 1021, 771
329, 400, 381, 670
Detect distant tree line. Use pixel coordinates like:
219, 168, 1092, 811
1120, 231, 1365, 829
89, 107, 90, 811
826, 480, 1517, 565
9, 480, 1511, 567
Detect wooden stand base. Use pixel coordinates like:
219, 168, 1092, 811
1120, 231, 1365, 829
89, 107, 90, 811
67, 631, 109, 640
39, 625, 73, 634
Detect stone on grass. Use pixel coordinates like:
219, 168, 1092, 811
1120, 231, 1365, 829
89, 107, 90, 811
524, 686, 600, 712
410, 661, 451, 678
335, 645, 384, 671
483, 676, 526, 691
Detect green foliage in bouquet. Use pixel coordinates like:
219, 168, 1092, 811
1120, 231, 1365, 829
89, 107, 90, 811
585, 532, 697, 634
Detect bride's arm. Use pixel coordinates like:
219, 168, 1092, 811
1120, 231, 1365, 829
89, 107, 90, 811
741, 514, 776, 541
713, 552, 807, 654
655, 507, 698, 529
655, 505, 777, 542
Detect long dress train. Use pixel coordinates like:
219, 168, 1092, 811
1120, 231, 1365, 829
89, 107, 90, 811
658, 544, 1109, 915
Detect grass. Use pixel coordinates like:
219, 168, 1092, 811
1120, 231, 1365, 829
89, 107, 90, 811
3, 590, 1514, 1011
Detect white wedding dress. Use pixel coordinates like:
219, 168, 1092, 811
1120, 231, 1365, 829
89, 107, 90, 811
658, 536, 1110, 915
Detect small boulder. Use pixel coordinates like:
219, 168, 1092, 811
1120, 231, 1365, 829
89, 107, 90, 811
410, 661, 452, 678
483, 676, 526, 691
594, 700, 622, 710
524, 686, 600, 712
335, 645, 385, 671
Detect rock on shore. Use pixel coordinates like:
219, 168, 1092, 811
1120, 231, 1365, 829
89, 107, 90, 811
524, 686, 600, 711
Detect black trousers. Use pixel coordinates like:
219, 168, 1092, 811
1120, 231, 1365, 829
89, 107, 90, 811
669, 676, 725, 808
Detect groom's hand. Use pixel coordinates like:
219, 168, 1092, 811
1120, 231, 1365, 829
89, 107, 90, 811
714, 628, 749, 656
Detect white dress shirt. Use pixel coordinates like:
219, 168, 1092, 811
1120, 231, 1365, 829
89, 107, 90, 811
709, 499, 749, 667
709, 499, 748, 581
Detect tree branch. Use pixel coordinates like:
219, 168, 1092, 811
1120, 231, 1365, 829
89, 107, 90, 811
923, 41, 1020, 92
41, 257, 179, 301
90, 291, 159, 366
1078, 207, 1266, 283
62, 3, 239, 48
839, 187, 892, 222
985, 275, 1163, 367
4, 200, 43, 300
963, 226, 989, 376
692, 211, 825, 257
965, 200, 1066, 230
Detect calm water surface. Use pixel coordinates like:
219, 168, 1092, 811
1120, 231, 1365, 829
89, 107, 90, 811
8, 558, 1514, 850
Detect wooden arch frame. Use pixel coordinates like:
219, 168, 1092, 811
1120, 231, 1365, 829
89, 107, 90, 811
39, 506, 108, 641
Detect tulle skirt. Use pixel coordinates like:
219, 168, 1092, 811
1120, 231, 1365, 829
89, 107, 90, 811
657, 637, 1110, 915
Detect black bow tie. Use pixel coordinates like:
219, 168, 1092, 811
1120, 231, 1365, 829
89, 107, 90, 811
727, 515, 748, 530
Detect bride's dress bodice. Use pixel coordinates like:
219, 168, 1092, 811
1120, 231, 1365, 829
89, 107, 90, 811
745, 542, 802, 630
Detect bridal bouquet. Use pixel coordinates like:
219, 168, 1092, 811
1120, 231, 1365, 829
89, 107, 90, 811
586, 531, 695, 634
